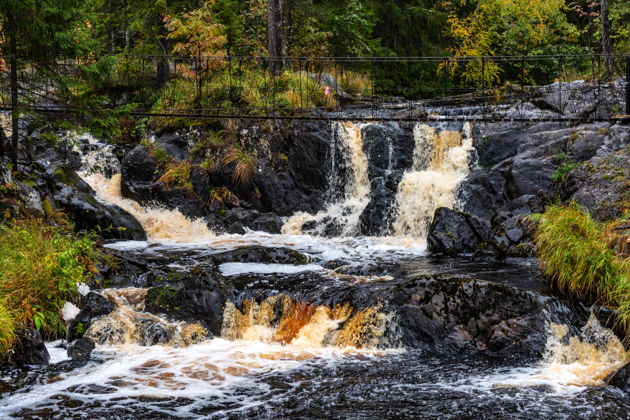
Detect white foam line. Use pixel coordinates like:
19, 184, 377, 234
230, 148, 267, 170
219, 263, 327, 276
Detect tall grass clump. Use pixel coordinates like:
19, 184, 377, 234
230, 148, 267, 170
535, 202, 630, 336
0, 219, 99, 355
222, 146, 256, 186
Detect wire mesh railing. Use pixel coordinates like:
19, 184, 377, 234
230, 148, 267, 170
0, 54, 628, 122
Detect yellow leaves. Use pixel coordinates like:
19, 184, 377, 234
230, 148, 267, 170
444, 0, 578, 84
165, 3, 227, 58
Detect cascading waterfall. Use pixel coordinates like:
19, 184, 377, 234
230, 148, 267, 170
392, 123, 474, 238
82, 173, 216, 242
282, 121, 371, 236
487, 314, 627, 389
74, 134, 216, 242
221, 295, 394, 349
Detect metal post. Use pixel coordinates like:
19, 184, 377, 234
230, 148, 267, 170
626, 57, 630, 116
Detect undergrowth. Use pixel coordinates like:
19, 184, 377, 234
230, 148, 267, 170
535, 202, 630, 338
0, 219, 99, 356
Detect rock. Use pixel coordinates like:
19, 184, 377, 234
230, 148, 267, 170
120, 144, 159, 203
52, 166, 146, 240
563, 147, 630, 221
154, 132, 191, 161
12, 329, 49, 366
427, 208, 494, 256
68, 292, 115, 340
505, 228, 524, 243
54, 185, 147, 240
250, 213, 284, 234
359, 174, 401, 235
211, 246, 313, 265
145, 269, 228, 335
608, 362, 630, 392
67, 338, 95, 362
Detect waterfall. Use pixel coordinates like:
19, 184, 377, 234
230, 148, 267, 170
73, 133, 216, 242
391, 123, 474, 238
82, 173, 216, 242
221, 295, 394, 349
282, 121, 371, 236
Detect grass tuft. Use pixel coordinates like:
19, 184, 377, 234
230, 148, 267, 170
222, 146, 256, 186
535, 202, 630, 337
158, 161, 193, 192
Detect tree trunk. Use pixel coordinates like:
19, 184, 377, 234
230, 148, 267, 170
156, 15, 170, 88
601, 0, 612, 77
8, 11, 19, 168
281, 0, 292, 57
267, 0, 283, 76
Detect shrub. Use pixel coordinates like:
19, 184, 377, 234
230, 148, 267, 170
551, 153, 578, 184
0, 219, 99, 355
535, 203, 630, 336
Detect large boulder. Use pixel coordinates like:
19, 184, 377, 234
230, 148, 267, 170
120, 144, 159, 203
427, 208, 494, 256
52, 166, 146, 240
145, 269, 228, 336
68, 292, 115, 340
12, 329, 49, 366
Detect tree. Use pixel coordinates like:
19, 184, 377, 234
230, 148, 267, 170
444, 0, 579, 85
0, 0, 90, 166
600, 0, 612, 75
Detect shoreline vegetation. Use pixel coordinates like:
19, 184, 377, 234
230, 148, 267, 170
534, 202, 630, 342
0, 218, 99, 357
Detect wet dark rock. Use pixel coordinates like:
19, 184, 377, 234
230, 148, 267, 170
360, 173, 402, 236
50, 166, 147, 241
427, 208, 494, 256
12, 329, 49, 366
145, 270, 228, 336
608, 362, 630, 392
232, 273, 552, 358
211, 246, 313, 265
69, 292, 115, 340
120, 144, 159, 203
67, 338, 95, 363
154, 131, 191, 160
250, 213, 284, 233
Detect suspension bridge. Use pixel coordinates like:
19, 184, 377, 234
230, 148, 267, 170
0, 54, 629, 123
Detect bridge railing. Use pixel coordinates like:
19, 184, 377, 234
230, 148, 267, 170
0, 54, 628, 122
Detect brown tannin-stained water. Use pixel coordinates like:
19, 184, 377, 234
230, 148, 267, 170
1, 123, 627, 419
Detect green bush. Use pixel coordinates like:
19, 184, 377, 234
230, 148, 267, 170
0, 219, 99, 355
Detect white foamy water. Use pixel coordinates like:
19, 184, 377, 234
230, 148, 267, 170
457, 315, 627, 395
0, 340, 394, 418
105, 232, 427, 267
283, 121, 371, 236
392, 123, 474, 238
81, 173, 216, 242
219, 262, 326, 276
45, 341, 71, 364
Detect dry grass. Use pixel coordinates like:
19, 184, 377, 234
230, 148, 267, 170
222, 146, 256, 186
209, 187, 240, 207
340, 71, 372, 96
